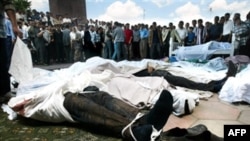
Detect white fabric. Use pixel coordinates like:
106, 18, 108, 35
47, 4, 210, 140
8, 37, 33, 83
219, 64, 250, 103
7, 53, 207, 122
8, 39, 233, 122
174, 41, 231, 61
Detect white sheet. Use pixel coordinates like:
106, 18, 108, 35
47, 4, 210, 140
219, 65, 250, 103
174, 41, 231, 61
8, 39, 241, 123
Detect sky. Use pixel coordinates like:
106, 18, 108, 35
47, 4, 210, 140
29, 0, 250, 26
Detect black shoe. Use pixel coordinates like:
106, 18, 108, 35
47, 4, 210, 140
226, 60, 238, 77
132, 124, 153, 141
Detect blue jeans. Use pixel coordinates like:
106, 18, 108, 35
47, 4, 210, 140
104, 40, 113, 59
112, 42, 123, 61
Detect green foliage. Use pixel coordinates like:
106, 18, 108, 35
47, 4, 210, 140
13, 0, 31, 13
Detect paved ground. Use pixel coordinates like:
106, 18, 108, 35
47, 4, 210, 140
35, 63, 250, 138
163, 94, 250, 138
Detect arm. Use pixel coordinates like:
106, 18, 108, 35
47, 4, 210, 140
4, 0, 22, 38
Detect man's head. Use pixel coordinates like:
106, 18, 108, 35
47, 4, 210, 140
233, 13, 241, 25
225, 13, 230, 21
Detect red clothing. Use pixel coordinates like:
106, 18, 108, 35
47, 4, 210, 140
124, 29, 133, 45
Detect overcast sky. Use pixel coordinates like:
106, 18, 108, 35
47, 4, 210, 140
30, 0, 250, 25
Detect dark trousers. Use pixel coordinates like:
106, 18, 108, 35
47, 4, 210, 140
0, 38, 10, 96
132, 41, 140, 59
63, 90, 173, 137
134, 69, 214, 92
63, 91, 139, 136
150, 43, 162, 59
6, 36, 13, 70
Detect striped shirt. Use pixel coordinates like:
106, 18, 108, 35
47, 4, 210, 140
233, 21, 250, 46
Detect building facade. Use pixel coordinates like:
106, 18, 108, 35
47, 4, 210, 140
49, 0, 87, 24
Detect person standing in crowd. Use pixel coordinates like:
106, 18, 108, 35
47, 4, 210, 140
207, 16, 223, 41
245, 11, 250, 56
148, 22, 163, 59
161, 26, 170, 57
70, 26, 82, 62
132, 25, 141, 60
104, 22, 113, 59
83, 25, 98, 59
169, 22, 182, 56
43, 25, 54, 65
220, 13, 234, 43
176, 21, 187, 46
196, 19, 207, 45
191, 19, 198, 41
245, 11, 250, 27
27, 20, 39, 64
186, 27, 196, 46
124, 23, 133, 60
46, 12, 53, 26
112, 22, 124, 61
0, 0, 22, 103
4, 15, 16, 70
94, 27, 104, 57
62, 24, 71, 63
35, 22, 47, 65
139, 24, 148, 59
232, 13, 250, 57
17, 19, 29, 44
53, 24, 64, 63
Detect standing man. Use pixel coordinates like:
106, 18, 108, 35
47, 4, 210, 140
62, 24, 71, 63
176, 21, 187, 46
0, 0, 22, 103
112, 22, 124, 61
148, 22, 162, 59
220, 13, 234, 43
232, 13, 250, 57
132, 25, 141, 60
4, 16, 16, 70
124, 23, 133, 60
139, 24, 148, 59
208, 16, 223, 41
103, 22, 113, 59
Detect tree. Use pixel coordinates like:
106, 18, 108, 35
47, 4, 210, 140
13, 0, 31, 13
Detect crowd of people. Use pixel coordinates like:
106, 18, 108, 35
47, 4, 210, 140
4, 8, 250, 66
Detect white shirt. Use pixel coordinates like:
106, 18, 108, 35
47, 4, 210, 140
176, 28, 187, 40
70, 32, 76, 41
62, 18, 72, 24
223, 20, 234, 35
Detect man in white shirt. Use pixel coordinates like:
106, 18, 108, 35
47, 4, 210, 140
220, 13, 234, 43
176, 21, 187, 46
